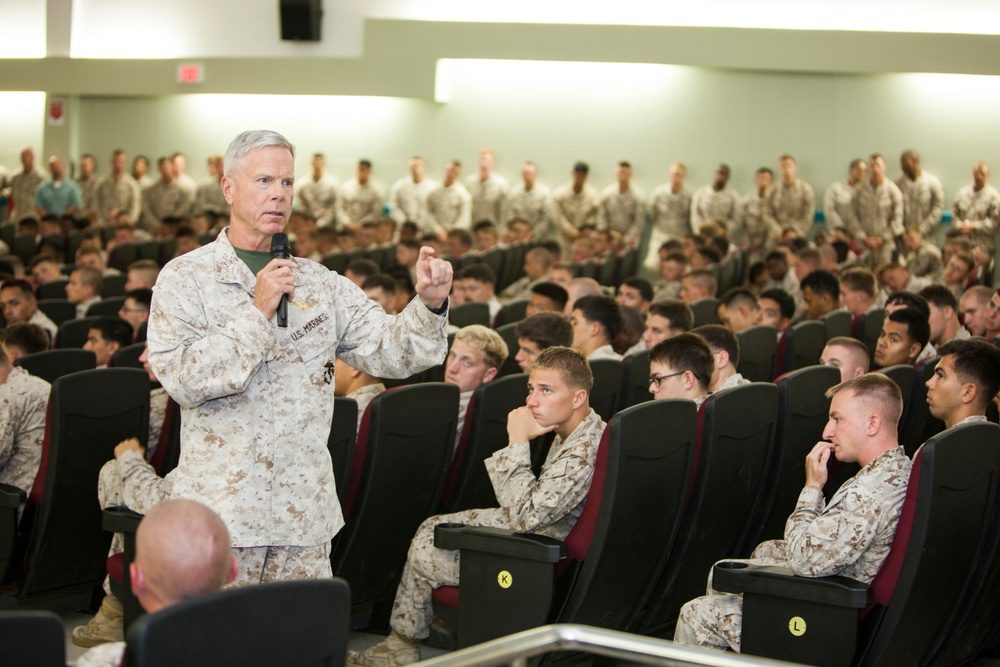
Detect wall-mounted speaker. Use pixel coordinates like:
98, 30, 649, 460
280, 0, 323, 42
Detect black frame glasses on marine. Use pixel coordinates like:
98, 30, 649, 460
649, 371, 685, 388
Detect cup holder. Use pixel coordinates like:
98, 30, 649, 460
716, 561, 749, 570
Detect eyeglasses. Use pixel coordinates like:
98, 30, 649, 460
649, 371, 685, 388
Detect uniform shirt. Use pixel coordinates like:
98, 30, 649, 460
8, 166, 46, 223
598, 184, 646, 245
336, 178, 385, 227
648, 185, 692, 241
691, 184, 743, 235
717, 372, 751, 392
389, 177, 437, 228
897, 171, 944, 236
194, 177, 230, 218
849, 180, 904, 242
147, 228, 447, 547
766, 179, 815, 237
465, 173, 509, 226
142, 180, 194, 231
484, 408, 604, 540
905, 241, 943, 281
426, 182, 473, 235
95, 173, 142, 224
77, 175, 101, 214
740, 190, 780, 256
504, 183, 556, 241
587, 344, 623, 362
296, 174, 339, 228
32, 179, 81, 216
553, 182, 600, 247
0, 367, 49, 495
823, 180, 855, 231
28, 308, 57, 342
952, 183, 1000, 231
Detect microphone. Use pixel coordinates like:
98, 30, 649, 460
270, 233, 291, 328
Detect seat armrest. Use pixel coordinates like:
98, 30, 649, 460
434, 523, 566, 563
713, 562, 871, 608
0, 483, 26, 509
102, 507, 143, 534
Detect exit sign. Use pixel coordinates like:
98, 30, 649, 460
177, 64, 204, 84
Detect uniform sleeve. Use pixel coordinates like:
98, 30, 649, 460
824, 186, 843, 230
922, 178, 944, 237
0, 390, 19, 470
484, 437, 595, 534
782, 484, 881, 578
117, 450, 171, 514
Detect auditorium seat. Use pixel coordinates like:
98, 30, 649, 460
110, 341, 145, 369
448, 302, 490, 328
596, 254, 618, 287
494, 322, 523, 377
99, 273, 128, 298
745, 365, 840, 548
432, 399, 698, 648
331, 383, 459, 628
35, 279, 68, 301
12, 233, 37, 264
857, 307, 886, 367
55, 316, 102, 349
86, 295, 127, 317
638, 382, 779, 636
777, 320, 826, 376
14, 348, 96, 383
494, 299, 529, 327
477, 248, 506, 290
440, 373, 527, 513
36, 298, 76, 327
1, 368, 149, 601
587, 358, 623, 423
736, 325, 777, 383
108, 243, 139, 273
618, 349, 651, 411
0, 610, 65, 666
823, 309, 853, 341
327, 397, 358, 503
898, 356, 944, 458
126, 579, 351, 667
499, 244, 530, 292
876, 364, 915, 444
714, 421, 1000, 667
689, 297, 721, 327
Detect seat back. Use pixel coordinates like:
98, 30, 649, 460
36, 298, 77, 326
126, 578, 350, 667
327, 397, 358, 504
618, 349, 651, 411
0, 610, 65, 667
448, 302, 490, 328
587, 358, 623, 423
899, 356, 945, 458
877, 364, 914, 443
823, 310, 853, 341
35, 279, 68, 301
441, 374, 528, 513
495, 299, 529, 327
746, 366, 840, 547
108, 242, 139, 272
858, 422, 1000, 666
499, 244, 529, 293
618, 246, 640, 281
689, 297, 720, 327
110, 342, 146, 369
86, 295, 127, 317
859, 307, 886, 367
148, 398, 181, 477
99, 274, 128, 298
330, 383, 459, 608
14, 349, 96, 383
736, 325, 777, 383
556, 399, 698, 632
55, 316, 102, 349
495, 322, 523, 377
640, 383, 779, 635
19, 368, 150, 599
596, 254, 619, 286
782, 320, 826, 374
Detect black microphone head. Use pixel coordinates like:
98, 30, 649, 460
270, 232, 291, 258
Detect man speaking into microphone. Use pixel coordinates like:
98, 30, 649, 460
147, 130, 452, 585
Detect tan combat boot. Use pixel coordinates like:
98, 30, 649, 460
347, 630, 421, 667
71, 594, 124, 648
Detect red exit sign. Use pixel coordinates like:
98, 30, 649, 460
177, 64, 204, 84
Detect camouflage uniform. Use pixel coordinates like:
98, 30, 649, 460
896, 171, 944, 237
8, 166, 46, 223
848, 180, 903, 269
598, 184, 646, 247
194, 177, 231, 218
141, 179, 193, 232
823, 180, 855, 231
952, 183, 1000, 232
552, 182, 600, 250
674, 446, 911, 652
905, 241, 943, 282
739, 191, 780, 262
645, 185, 691, 271
426, 182, 473, 235
389, 177, 437, 229
336, 178, 385, 228
78, 175, 101, 214
147, 228, 447, 580
504, 183, 556, 241
388, 409, 605, 641
295, 174, 339, 228
691, 185, 743, 236
94, 174, 142, 224
465, 173, 509, 227
0, 367, 49, 495
455, 390, 473, 453
765, 179, 815, 238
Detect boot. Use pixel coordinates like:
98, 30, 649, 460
71, 594, 124, 648
347, 630, 421, 667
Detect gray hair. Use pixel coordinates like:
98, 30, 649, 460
223, 130, 295, 176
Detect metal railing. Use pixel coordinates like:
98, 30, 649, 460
415, 624, 803, 667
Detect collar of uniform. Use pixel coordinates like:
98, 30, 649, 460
212, 226, 258, 293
